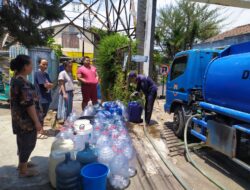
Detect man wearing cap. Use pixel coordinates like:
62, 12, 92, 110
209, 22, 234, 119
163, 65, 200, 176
129, 71, 157, 125
77, 56, 98, 110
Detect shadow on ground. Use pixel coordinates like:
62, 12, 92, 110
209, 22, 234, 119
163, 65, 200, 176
0, 156, 53, 190
164, 121, 250, 189
0, 102, 10, 109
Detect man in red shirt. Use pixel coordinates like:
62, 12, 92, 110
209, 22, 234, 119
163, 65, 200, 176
77, 56, 98, 110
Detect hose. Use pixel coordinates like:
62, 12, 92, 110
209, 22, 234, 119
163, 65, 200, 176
184, 115, 227, 190
142, 111, 192, 190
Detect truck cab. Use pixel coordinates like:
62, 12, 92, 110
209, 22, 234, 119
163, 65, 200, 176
165, 49, 221, 137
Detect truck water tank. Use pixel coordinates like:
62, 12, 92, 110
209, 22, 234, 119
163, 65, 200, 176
203, 53, 250, 113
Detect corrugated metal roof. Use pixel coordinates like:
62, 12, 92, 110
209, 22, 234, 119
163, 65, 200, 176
205, 24, 250, 43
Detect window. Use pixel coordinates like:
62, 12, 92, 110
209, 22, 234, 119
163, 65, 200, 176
62, 33, 79, 49
170, 55, 188, 81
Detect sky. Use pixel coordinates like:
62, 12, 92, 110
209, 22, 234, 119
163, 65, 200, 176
41, 0, 250, 33
157, 0, 250, 32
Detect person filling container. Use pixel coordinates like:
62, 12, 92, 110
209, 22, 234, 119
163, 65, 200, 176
129, 71, 158, 126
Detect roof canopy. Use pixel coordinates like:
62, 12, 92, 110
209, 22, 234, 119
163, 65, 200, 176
190, 0, 250, 9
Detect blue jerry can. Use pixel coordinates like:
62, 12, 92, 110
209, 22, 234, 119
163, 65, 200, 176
76, 142, 97, 166
56, 152, 82, 190
128, 101, 143, 123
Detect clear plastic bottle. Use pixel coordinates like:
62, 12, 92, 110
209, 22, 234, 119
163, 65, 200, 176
123, 145, 137, 177
90, 126, 102, 145
109, 152, 130, 189
97, 145, 114, 167
96, 132, 111, 149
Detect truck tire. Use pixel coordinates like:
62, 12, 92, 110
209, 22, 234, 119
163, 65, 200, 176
173, 106, 185, 138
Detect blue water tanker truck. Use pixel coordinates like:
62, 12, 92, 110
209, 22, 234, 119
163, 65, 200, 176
165, 41, 250, 170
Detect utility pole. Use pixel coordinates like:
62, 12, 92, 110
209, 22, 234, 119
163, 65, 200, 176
136, 0, 147, 74
136, 0, 157, 77
82, 17, 85, 57
143, 0, 157, 77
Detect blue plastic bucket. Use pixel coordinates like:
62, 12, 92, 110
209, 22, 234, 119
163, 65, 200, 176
81, 163, 109, 190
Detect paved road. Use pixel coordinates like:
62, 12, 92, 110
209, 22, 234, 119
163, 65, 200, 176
0, 103, 54, 190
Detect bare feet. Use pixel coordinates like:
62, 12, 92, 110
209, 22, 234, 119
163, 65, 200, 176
19, 169, 39, 178
17, 161, 37, 170
18, 163, 39, 178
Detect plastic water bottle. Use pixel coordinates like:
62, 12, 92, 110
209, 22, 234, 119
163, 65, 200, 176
109, 153, 130, 189
90, 126, 102, 145
97, 146, 114, 167
96, 133, 111, 149
123, 145, 137, 177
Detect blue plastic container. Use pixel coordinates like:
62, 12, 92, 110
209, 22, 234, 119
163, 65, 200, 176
81, 163, 109, 190
128, 101, 143, 123
56, 153, 82, 190
109, 107, 123, 116
76, 142, 97, 166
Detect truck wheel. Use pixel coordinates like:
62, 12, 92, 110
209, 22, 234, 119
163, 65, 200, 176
173, 106, 185, 138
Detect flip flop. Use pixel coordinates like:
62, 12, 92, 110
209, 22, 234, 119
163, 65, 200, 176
17, 161, 37, 170
19, 169, 39, 178
37, 133, 48, 139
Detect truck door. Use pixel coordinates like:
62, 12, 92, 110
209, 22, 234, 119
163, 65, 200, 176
165, 55, 188, 112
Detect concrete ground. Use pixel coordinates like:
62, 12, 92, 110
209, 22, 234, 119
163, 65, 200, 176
0, 94, 249, 190
0, 102, 54, 190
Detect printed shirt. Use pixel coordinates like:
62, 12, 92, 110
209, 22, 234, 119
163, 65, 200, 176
34, 70, 52, 104
58, 70, 74, 92
10, 76, 43, 134
77, 65, 98, 85
136, 75, 157, 96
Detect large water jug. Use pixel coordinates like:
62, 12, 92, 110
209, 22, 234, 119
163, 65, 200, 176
76, 142, 97, 166
51, 133, 74, 152
82, 105, 96, 116
49, 151, 74, 188
96, 133, 111, 149
98, 146, 114, 167
109, 153, 130, 189
123, 145, 137, 177
56, 153, 81, 190
128, 101, 143, 123
109, 107, 122, 116
74, 119, 91, 131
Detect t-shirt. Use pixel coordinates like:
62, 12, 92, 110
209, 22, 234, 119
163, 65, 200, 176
58, 70, 74, 92
34, 70, 52, 104
10, 76, 43, 134
136, 75, 157, 96
77, 65, 98, 85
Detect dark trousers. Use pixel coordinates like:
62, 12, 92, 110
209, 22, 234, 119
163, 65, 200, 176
41, 103, 50, 119
145, 90, 157, 124
17, 130, 37, 163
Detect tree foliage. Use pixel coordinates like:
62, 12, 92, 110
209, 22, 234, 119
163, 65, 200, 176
0, 0, 64, 47
156, 0, 223, 58
96, 34, 136, 102
47, 36, 63, 58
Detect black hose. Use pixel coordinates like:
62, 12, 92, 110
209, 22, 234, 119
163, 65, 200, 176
142, 109, 192, 190
184, 115, 227, 190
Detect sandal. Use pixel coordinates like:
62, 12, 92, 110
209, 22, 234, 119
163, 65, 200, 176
17, 161, 37, 170
37, 133, 48, 139
19, 169, 40, 178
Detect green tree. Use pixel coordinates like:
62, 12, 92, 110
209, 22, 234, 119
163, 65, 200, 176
156, 0, 223, 58
0, 0, 64, 47
47, 37, 63, 59
96, 33, 136, 102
